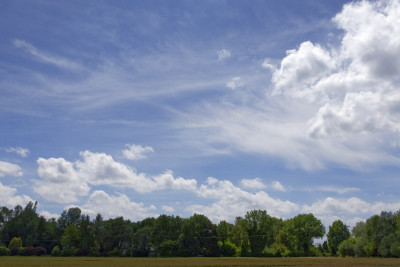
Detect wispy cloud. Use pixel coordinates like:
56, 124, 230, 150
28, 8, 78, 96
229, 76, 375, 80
217, 49, 231, 61
13, 39, 84, 71
5, 147, 30, 158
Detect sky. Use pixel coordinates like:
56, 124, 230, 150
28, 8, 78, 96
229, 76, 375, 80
1, 0, 400, 232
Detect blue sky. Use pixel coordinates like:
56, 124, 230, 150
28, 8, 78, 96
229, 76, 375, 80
1, 0, 400, 231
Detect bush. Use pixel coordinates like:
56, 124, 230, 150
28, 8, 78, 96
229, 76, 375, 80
338, 238, 356, 257
51, 245, 61, 256
61, 247, 78, 257
218, 241, 238, 257
9, 246, 19, 256
18, 246, 25, 256
0, 246, 10, 256
76, 248, 90, 256
265, 243, 289, 257
8, 237, 22, 249
33, 247, 46, 256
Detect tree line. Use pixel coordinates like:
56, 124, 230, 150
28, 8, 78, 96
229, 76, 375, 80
0, 201, 400, 257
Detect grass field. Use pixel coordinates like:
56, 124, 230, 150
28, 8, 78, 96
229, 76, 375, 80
1, 257, 400, 267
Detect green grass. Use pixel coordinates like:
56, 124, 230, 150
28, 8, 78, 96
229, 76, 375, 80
1, 257, 400, 267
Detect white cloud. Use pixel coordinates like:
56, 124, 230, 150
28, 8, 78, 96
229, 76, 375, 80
122, 144, 154, 160
5, 147, 30, 157
0, 182, 32, 208
40, 210, 59, 220
0, 161, 23, 177
271, 181, 286, 192
271, 41, 335, 101
34, 150, 197, 203
179, 0, 400, 171
302, 197, 400, 216
300, 0, 400, 138
80, 190, 158, 221
312, 186, 360, 194
226, 77, 244, 89
240, 178, 266, 189
192, 177, 298, 223
217, 49, 231, 61
13, 39, 83, 71
34, 157, 90, 203
161, 205, 175, 213
262, 58, 276, 71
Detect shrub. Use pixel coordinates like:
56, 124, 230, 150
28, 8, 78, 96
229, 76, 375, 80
265, 243, 289, 257
338, 238, 356, 257
33, 247, 46, 256
218, 241, 238, 257
51, 245, 61, 256
61, 247, 78, 257
9, 246, 19, 256
76, 248, 90, 256
18, 246, 25, 256
8, 237, 22, 249
0, 246, 10, 256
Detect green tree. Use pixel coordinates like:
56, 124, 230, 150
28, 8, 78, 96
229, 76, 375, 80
338, 238, 356, 257
61, 224, 80, 250
152, 215, 182, 254
327, 220, 350, 255
231, 217, 250, 256
243, 210, 272, 256
281, 214, 325, 256
1, 202, 40, 247
178, 214, 218, 256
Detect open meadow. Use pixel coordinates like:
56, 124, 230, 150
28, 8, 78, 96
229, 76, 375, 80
1, 257, 400, 267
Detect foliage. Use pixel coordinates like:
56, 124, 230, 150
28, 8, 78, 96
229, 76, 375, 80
0, 246, 10, 256
8, 236, 23, 249
51, 245, 61, 256
61, 224, 80, 249
4, 201, 400, 259
327, 220, 350, 255
159, 240, 178, 257
243, 210, 271, 256
278, 214, 325, 256
61, 247, 79, 256
338, 238, 356, 257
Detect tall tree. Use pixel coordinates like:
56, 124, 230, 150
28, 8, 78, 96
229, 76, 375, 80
244, 210, 272, 256
178, 214, 218, 256
327, 220, 350, 255
281, 214, 325, 256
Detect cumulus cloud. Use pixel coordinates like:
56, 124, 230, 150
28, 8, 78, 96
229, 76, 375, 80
269, 0, 400, 139
271, 41, 335, 101
34, 150, 197, 203
217, 49, 231, 61
34, 157, 90, 203
191, 177, 298, 223
302, 197, 400, 216
162, 205, 175, 213
80, 190, 157, 221
40, 210, 59, 220
271, 181, 286, 192
0, 182, 32, 208
5, 147, 30, 157
0, 161, 23, 177
262, 58, 276, 71
122, 144, 154, 160
240, 178, 266, 189
181, 0, 400, 170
